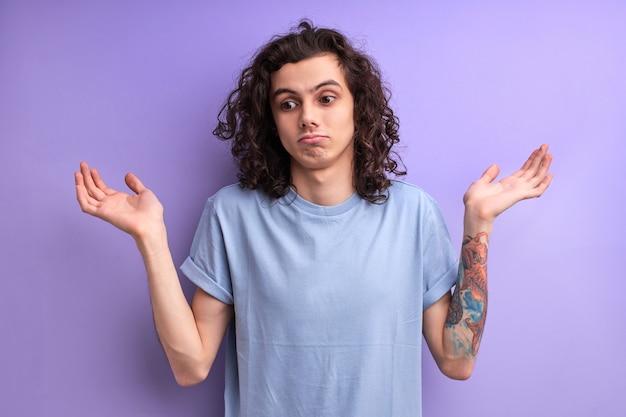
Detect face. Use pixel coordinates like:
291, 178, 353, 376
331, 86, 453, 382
270, 54, 355, 180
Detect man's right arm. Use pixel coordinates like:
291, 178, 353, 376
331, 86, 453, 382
138, 230, 233, 386
75, 162, 232, 386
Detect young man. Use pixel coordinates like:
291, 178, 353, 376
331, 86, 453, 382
75, 21, 552, 417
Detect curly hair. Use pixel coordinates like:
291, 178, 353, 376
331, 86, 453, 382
213, 20, 406, 203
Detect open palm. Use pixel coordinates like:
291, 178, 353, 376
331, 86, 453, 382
75, 162, 164, 239
463, 144, 553, 223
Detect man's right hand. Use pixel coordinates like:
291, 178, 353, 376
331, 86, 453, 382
75, 162, 165, 241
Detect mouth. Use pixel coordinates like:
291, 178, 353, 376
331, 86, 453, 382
298, 134, 328, 145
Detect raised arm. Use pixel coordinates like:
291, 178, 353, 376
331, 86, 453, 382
75, 162, 233, 386
423, 144, 553, 379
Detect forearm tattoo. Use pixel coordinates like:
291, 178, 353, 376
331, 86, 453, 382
445, 232, 488, 357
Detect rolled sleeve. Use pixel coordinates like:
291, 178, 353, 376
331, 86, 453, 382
181, 256, 234, 305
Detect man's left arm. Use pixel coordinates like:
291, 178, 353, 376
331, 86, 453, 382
423, 144, 553, 380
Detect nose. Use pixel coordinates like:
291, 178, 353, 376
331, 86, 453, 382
299, 102, 319, 128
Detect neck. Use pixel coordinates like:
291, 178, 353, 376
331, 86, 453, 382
290, 164, 355, 206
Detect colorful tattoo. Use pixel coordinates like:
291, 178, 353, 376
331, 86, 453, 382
445, 232, 488, 357
447, 282, 463, 325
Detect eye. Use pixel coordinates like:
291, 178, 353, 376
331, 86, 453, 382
280, 101, 297, 111
320, 95, 336, 104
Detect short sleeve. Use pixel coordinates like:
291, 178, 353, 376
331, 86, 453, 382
180, 198, 234, 305
420, 197, 459, 310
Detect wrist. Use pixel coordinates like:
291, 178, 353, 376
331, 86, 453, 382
463, 205, 494, 237
134, 221, 170, 260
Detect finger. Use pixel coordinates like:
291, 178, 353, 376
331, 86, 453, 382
478, 164, 500, 184
91, 167, 116, 196
522, 151, 553, 191
521, 144, 549, 178
541, 172, 554, 191
527, 172, 554, 198
125, 172, 147, 195
534, 152, 553, 180
79, 162, 106, 200
518, 148, 539, 172
75, 172, 101, 214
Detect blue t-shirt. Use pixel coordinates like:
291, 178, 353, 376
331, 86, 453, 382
181, 180, 458, 417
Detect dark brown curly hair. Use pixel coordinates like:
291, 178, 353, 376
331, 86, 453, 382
213, 20, 405, 203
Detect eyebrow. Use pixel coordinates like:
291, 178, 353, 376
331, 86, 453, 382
271, 79, 343, 101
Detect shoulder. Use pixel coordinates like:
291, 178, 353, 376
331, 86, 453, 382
209, 183, 254, 201
383, 180, 446, 223
387, 180, 438, 206
205, 184, 275, 214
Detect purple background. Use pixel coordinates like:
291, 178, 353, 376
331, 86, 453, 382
1, 1, 624, 416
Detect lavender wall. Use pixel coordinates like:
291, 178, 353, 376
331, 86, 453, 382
1, 1, 624, 416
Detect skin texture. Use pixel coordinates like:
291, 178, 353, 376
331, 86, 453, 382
270, 54, 356, 206
75, 52, 553, 384
423, 144, 553, 379
446, 232, 489, 357
75, 163, 233, 386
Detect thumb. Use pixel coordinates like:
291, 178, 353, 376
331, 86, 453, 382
125, 172, 147, 194
478, 164, 500, 184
